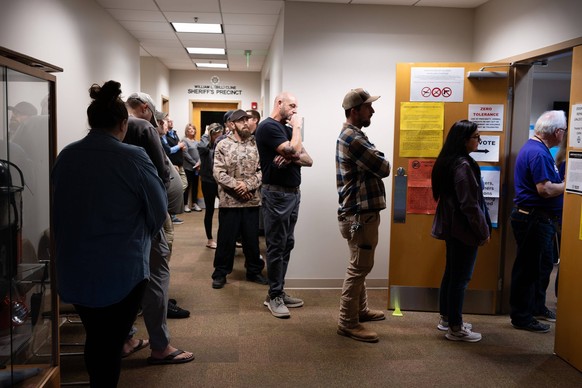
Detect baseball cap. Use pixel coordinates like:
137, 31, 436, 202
223, 110, 235, 123
208, 123, 224, 134
8, 101, 38, 116
155, 111, 168, 121
342, 88, 380, 110
127, 92, 162, 127
229, 109, 250, 122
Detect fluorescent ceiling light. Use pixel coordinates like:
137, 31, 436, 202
172, 22, 222, 34
187, 47, 226, 55
196, 63, 228, 69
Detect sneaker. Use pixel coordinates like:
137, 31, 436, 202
359, 309, 386, 322
445, 326, 482, 342
337, 324, 379, 343
167, 301, 190, 319
437, 316, 473, 331
171, 215, 184, 225
535, 309, 557, 323
193, 203, 202, 212
184, 206, 192, 213
266, 296, 290, 318
212, 276, 226, 289
282, 292, 304, 308
512, 319, 551, 333
246, 274, 268, 285
263, 293, 304, 308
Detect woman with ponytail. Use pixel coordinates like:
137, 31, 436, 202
431, 120, 491, 343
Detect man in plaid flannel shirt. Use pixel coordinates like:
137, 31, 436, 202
336, 88, 391, 343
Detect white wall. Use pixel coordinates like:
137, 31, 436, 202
141, 57, 170, 112
473, 0, 582, 61
261, 6, 285, 114
279, 3, 476, 287
169, 70, 261, 129
0, 0, 141, 151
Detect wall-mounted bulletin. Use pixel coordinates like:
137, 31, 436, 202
399, 102, 443, 157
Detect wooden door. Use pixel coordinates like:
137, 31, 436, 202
555, 44, 582, 372
388, 62, 510, 314
190, 101, 239, 138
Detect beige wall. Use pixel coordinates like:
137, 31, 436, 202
0, 0, 140, 151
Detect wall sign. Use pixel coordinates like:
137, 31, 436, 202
569, 104, 582, 148
410, 67, 464, 102
468, 104, 504, 131
187, 77, 243, 96
470, 135, 500, 162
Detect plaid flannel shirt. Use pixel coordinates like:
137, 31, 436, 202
336, 122, 391, 216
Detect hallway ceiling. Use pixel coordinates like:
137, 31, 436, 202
94, 0, 490, 72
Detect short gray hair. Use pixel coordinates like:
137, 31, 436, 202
534, 110, 567, 136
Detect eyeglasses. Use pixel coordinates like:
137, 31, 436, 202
470, 134, 481, 140
557, 128, 568, 133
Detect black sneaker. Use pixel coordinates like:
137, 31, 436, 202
512, 319, 550, 333
212, 276, 226, 289
167, 301, 190, 319
246, 274, 268, 285
535, 309, 557, 322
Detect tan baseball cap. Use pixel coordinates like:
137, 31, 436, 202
342, 88, 380, 110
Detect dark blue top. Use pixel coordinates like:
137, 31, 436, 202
513, 139, 563, 216
255, 117, 301, 187
52, 130, 168, 307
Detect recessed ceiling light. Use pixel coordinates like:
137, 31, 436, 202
187, 47, 226, 55
196, 63, 228, 69
172, 22, 222, 34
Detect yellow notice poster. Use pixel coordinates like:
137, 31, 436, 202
399, 102, 444, 157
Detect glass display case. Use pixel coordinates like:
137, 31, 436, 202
0, 47, 61, 387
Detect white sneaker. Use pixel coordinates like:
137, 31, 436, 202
184, 206, 192, 213
192, 203, 202, 212
445, 326, 482, 342
437, 316, 473, 331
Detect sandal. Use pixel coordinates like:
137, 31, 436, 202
147, 349, 195, 365
121, 339, 149, 358
206, 242, 217, 249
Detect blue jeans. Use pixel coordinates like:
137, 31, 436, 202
509, 207, 556, 325
439, 238, 478, 328
261, 187, 300, 299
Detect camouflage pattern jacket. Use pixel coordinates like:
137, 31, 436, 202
213, 133, 262, 207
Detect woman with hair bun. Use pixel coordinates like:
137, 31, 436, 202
52, 81, 168, 387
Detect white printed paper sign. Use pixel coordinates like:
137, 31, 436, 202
410, 67, 464, 102
471, 135, 500, 162
469, 104, 504, 132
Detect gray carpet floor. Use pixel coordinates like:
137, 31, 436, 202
59, 210, 582, 387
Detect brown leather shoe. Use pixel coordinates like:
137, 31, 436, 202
337, 324, 379, 343
359, 309, 386, 322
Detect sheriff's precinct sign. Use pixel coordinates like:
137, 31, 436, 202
188, 84, 242, 95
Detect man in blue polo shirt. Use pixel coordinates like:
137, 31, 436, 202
510, 110, 566, 333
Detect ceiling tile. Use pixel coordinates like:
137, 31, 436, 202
162, 12, 222, 23
155, 0, 220, 12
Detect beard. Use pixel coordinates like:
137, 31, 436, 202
237, 128, 252, 140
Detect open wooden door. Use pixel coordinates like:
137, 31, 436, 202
555, 44, 582, 372
388, 62, 510, 314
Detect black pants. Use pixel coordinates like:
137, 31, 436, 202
201, 180, 218, 240
212, 207, 264, 278
184, 169, 199, 207
74, 280, 147, 388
